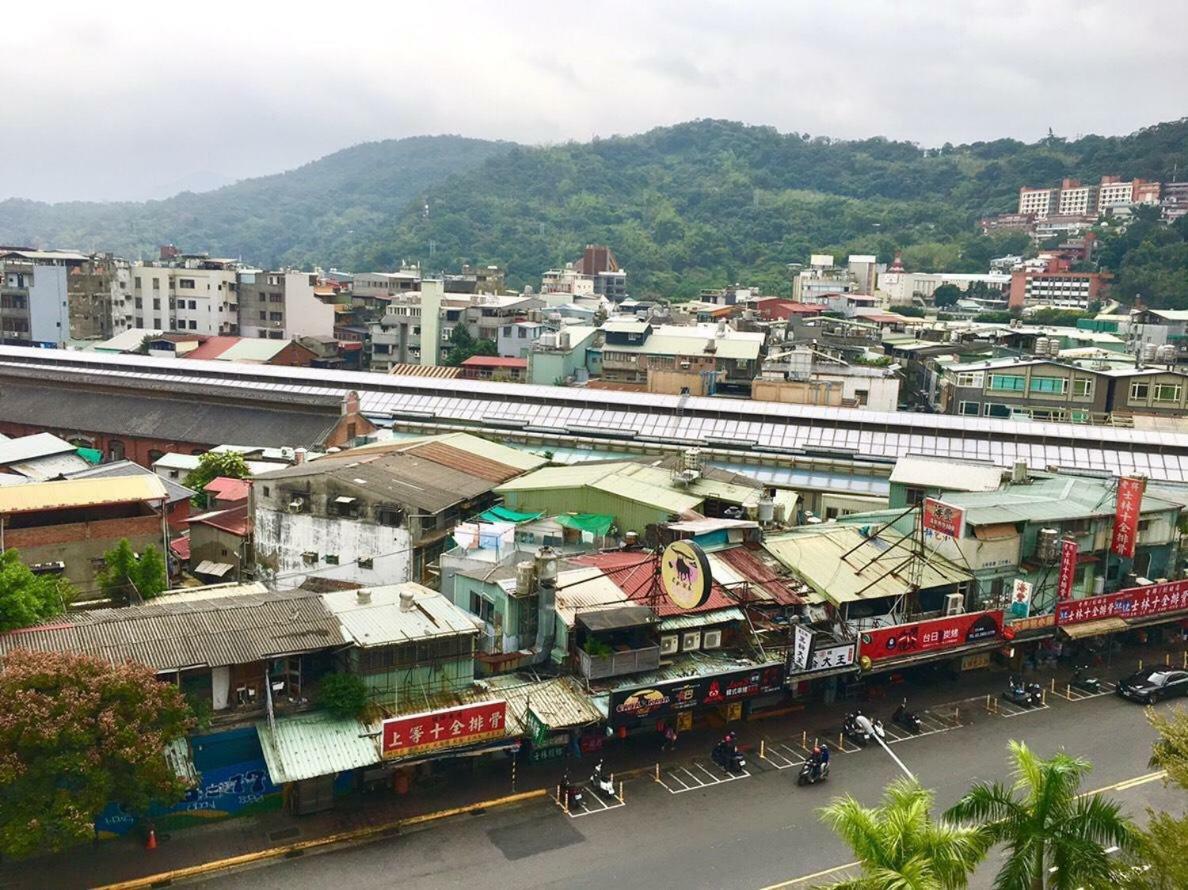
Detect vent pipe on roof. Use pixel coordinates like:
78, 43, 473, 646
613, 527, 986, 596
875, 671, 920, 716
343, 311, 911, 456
356, 588, 372, 604
532, 546, 559, 665
399, 590, 415, 612
294, 447, 307, 465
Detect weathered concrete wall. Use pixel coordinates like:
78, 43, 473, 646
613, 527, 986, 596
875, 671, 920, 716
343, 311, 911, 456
253, 508, 412, 589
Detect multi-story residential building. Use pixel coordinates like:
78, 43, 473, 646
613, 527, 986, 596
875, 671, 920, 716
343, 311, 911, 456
541, 265, 596, 298
0, 249, 132, 345
594, 320, 765, 393
1017, 187, 1056, 218
791, 254, 881, 302
573, 245, 627, 300
168, 258, 239, 336
237, 269, 334, 340
1055, 178, 1096, 216
1162, 182, 1188, 222
876, 269, 1010, 306
1008, 263, 1109, 309
352, 267, 422, 298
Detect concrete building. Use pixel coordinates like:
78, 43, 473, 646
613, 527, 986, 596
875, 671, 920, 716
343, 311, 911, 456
251, 434, 546, 588
573, 245, 627, 300
1017, 187, 1056, 218
1009, 265, 1108, 309
876, 270, 1010, 306
0, 475, 169, 588
0, 251, 70, 346
791, 255, 863, 302
527, 325, 599, 385
595, 321, 765, 393
237, 270, 334, 341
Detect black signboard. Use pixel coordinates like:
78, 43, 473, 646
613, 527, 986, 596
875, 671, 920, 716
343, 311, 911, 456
608, 663, 786, 727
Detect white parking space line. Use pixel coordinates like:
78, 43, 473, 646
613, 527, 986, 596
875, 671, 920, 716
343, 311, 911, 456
761, 742, 806, 770
563, 791, 626, 818
657, 760, 752, 794
994, 698, 1051, 718
1052, 680, 1118, 701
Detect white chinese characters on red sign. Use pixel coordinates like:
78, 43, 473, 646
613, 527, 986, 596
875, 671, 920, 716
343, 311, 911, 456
381, 700, 507, 759
1111, 476, 1145, 559
1055, 538, 1078, 606
1056, 579, 1188, 626
922, 498, 965, 539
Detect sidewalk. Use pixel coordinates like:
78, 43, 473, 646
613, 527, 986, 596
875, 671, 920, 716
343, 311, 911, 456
6, 637, 1177, 890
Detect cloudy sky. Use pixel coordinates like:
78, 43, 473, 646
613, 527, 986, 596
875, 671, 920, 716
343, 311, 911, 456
3, 0, 1185, 203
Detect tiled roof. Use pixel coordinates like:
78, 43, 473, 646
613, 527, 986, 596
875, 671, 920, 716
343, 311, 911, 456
190, 503, 250, 536
204, 476, 250, 502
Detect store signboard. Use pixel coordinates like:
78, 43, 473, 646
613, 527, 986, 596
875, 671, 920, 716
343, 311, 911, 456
1056, 538, 1079, 605
922, 498, 965, 538
859, 611, 1004, 664
1010, 579, 1033, 619
381, 700, 507, 759
608, 663, 785, 727
789, 624, 814, 672
1056, 579, 1188, 626
1111, 476, 1146, 559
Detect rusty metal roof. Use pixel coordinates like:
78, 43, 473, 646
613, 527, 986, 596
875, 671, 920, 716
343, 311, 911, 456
0, 474, 167, 514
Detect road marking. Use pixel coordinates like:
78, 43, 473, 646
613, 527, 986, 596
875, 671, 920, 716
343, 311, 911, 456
758, 769, 1167, 890
659, 760, 752, 794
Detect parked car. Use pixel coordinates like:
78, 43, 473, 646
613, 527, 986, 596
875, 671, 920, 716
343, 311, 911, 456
1117, 668, 1188, 704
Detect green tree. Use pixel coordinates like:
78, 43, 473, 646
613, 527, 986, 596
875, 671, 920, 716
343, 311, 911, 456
98, 539, 168, 603
1116, 708, 1188, 888
0, 549, 72, 630
0, 649, 194, 858
443, 325, 498, 366
316, 672, 369, 720
183, 451, 250, 507
819, 777, 988, 889
932, 283, 962, 308
946, 741, 1136, 890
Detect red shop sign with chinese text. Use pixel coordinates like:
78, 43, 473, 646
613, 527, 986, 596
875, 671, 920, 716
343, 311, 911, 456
1056, 538, 1079, 604
859, 610, 1003, 663
922, 498, 965, 538
1111, 476, 1146, 559
1056, 579, 1188, 626
381, 700, 508, 759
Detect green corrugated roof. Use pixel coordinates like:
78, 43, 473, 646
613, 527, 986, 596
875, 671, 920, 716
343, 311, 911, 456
763, 527, 971, 605
257, 712, 380, 784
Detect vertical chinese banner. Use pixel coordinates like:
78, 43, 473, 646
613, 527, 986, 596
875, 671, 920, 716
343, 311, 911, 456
1111, 476, 1146, 559
1055, 537, 1079, 617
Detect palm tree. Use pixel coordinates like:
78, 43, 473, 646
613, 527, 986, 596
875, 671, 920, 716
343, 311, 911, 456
945, 740, 1136, 890
819, 777, 988, 889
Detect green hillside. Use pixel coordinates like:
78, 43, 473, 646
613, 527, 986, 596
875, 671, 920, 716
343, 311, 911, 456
357, 119, 1188, 304
0, 135, 512, 268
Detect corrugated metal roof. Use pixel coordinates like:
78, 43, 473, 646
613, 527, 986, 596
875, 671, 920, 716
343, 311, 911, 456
946, 474, 1182, 526
763, 527, 971, 605
658, 607, 746, 632
8, 452, 91, 482
0, 591, 345, 671
889, 454, 1005, 492
600, 650, 769, 694
0, 432, 76, 465
553, 566, 629, 626
257, 712, 380, 784
404, 441, 526, 483
322, 583, 479, 647
67, 459, 195, 504
479, 675, 603, 730
388, 363, 461, 378
589, 473, 702, 514
0, 474, 167, 514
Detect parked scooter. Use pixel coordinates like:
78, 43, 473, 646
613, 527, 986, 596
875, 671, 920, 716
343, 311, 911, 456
590, 761, 616, 799
843, 709, 886, 746
1071, 664, 1103, 694
711, 735, 747, 774
1003, 675, 1043, 707
561, 773, 585, 810
891, 698, 922, 734
797, 756, 830, 786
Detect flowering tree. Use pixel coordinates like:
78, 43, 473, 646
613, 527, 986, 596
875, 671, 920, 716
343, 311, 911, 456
0, 650, 194, 858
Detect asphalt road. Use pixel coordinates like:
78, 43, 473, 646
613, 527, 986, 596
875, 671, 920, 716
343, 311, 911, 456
206, 688, 1187, 890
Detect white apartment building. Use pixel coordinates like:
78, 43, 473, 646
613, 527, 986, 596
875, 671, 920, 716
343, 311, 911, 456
1057, 185, 1096, 216
876, 271, 1010, 306
1098, 177, 1135, 211
131, 266, 170, 329
1017, 187, 1055, 218
170, 266, 239, 336
237, 270, 335, 340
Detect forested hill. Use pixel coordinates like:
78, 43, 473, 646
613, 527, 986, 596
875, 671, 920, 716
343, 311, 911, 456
0, 135, 512, 268
358, 118, 1188, 303
2, 119, 1186, 304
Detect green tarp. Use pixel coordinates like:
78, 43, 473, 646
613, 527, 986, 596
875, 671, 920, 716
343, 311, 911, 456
555, 513, 615, 536
76, 447, 103, 465
479, 505, 544, 524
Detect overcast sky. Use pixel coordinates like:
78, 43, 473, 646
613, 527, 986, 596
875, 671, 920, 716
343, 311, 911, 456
3, 0, 1185, 203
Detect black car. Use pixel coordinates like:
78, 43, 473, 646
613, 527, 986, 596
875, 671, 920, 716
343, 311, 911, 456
1117, 668, 1188, 704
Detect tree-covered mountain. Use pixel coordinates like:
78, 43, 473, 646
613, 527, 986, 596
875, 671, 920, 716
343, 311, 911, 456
356, 118, 1188, 303
3, 119, 1186, 305
0, 136, 512, 268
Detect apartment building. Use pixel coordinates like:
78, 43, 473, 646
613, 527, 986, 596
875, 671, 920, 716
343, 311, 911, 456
1008, 264, 1108, 309
1056, 179, 1096, 216
573, 245, 627, 300
1019, 175, 1162, 219
0, 249, 132, 345
169, 259, 239, 336
237, 270, 335, 340
1017, 187, 1055, 218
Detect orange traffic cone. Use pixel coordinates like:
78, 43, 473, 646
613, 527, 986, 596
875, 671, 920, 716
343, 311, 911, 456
145, 828, 157, 850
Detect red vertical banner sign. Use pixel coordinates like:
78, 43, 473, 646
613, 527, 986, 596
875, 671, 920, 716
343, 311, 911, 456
1055, 537, 1079, 616
1111, 476, 1146, 559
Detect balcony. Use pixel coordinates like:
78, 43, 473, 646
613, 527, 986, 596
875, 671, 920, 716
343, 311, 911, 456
579, 645, 661, 680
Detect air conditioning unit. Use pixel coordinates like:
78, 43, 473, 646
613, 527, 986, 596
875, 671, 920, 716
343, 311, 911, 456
702, 629, 722, 650
287, 497, 306, 513
944, 593, 964, 616
660, 634, 679, 656
681, 631, 702, 652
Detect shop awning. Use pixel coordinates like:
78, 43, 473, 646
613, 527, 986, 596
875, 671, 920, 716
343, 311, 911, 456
257, 713, 380, 785
1125, 610, 1188, 631
658, 607, 746, 633
1059, 617, 1128, 640
577, 605, 655, 632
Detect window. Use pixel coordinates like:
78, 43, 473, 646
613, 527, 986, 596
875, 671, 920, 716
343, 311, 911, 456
955, 372, 984, 388
258, 310, 267, 320
188, 300, 197, 310
148, 449, 164, 463
376, 507, 403, 527
269, 292, 283, 303
152, 298, 161, 310
134, 277, 141, 289
1154, 384, 1182, 403
152, 279, 160, 290
1070, 410, 1089, 423
1072, 379, 1093, 397
469, 593, 495, 623
178, 278, 195, 289
958, 401, 980, 416
189, 320, 197, 330
324, 555, 339, 565
358, 557, 374, 570
1029, 376, 1068, 394
269, 312, 283, 321
302, 552, 318, 566
988, 374, 1025, 392
984, 403, 1011, 418
1131, 381, 1150, 400
108, 439, 125, 461
262, 486, 271, 497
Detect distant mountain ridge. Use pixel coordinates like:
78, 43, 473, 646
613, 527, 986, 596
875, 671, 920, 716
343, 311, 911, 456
0, 135, 514, 267
2, 119, 1186, 304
